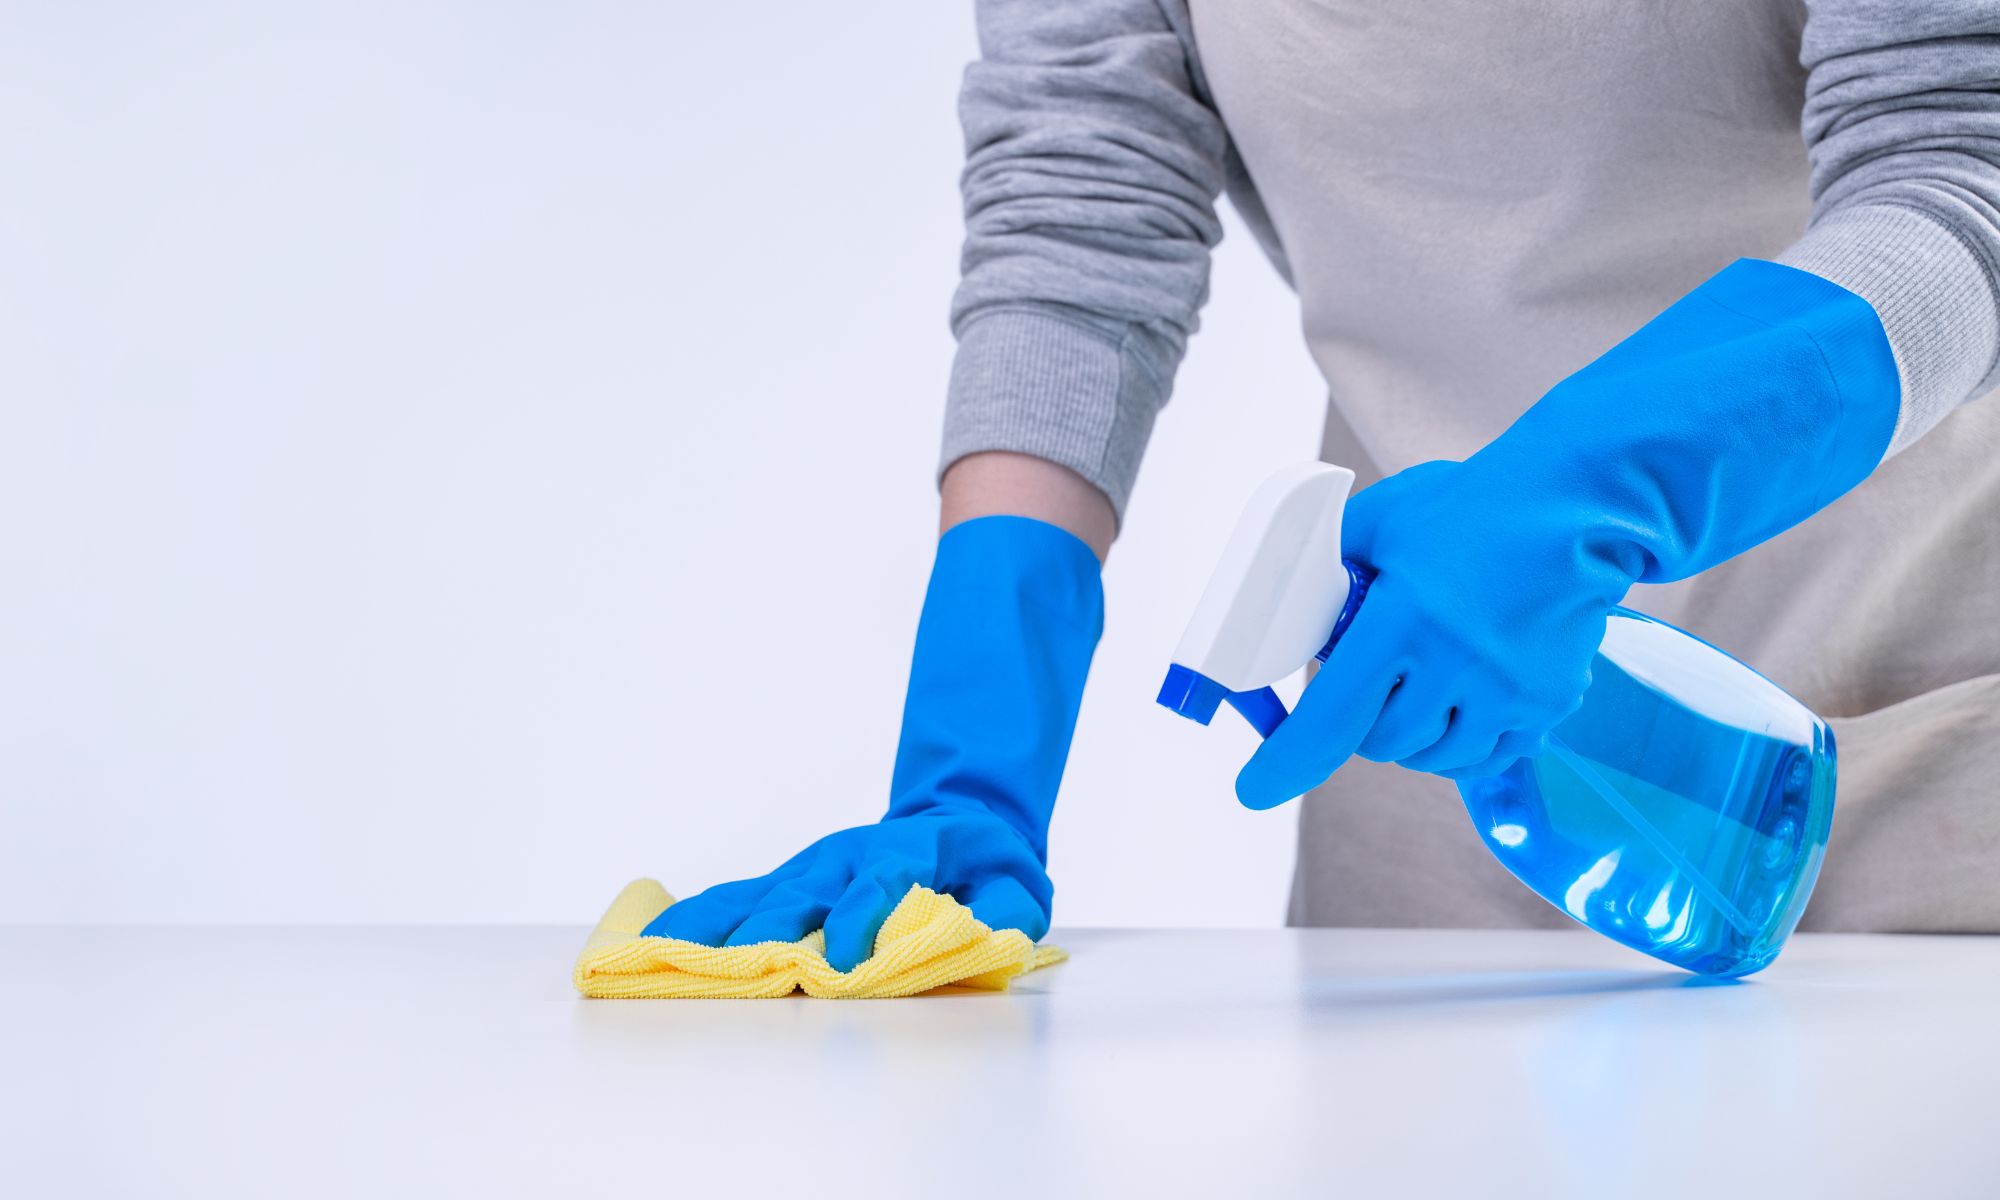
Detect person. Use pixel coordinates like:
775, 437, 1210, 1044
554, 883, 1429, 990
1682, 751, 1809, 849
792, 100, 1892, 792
651, 1, 2000, 966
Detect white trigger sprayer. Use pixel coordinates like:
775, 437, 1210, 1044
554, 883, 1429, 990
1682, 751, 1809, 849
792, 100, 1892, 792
1155, 462, 1373, 736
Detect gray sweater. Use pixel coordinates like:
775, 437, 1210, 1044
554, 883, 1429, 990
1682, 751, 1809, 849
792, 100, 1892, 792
941, 0, 2000, 521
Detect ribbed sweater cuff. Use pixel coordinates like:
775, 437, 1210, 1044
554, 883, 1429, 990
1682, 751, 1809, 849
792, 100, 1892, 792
940, 308, 1161, 521
1778, 203, 2000, 455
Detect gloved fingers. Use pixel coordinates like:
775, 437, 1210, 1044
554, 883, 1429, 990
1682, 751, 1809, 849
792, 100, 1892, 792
1236, 614, 1402, 810
720, 856, 855, 947
1396, 709, 1504, 776
1356, 676, 1454, 764
819, 855, 930, 973
1441, 728, 1550, 781
721, 894, 837, 947
821, 875, 897, 973
644, 867, 802, 944
963, 874, 1050, 941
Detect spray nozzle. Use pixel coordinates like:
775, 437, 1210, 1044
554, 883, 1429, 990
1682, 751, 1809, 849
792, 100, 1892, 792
1157, 463, 1372, 738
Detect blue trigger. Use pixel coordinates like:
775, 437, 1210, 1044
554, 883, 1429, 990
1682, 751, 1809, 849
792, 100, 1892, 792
1225, 688, 1288, 737
1158, 560, 1376, 739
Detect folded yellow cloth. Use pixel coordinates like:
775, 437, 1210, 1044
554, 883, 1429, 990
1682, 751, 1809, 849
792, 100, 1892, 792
573, 878, 1067, 999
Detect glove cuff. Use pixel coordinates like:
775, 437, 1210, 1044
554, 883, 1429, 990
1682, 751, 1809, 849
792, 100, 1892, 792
1699, 258, 1900, 505
1476, 257, 1902, 587
1780, 203, 2000, 454
885, 516, 1104, 860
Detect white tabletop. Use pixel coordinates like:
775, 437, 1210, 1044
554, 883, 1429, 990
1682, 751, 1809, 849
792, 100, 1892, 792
3, 925, 1994, 1198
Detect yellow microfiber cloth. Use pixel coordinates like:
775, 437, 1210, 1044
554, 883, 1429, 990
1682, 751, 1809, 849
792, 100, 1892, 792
573, 878, 1067, 999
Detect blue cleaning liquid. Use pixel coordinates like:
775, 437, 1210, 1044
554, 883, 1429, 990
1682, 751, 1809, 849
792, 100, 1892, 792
1458, 609, 1835, 977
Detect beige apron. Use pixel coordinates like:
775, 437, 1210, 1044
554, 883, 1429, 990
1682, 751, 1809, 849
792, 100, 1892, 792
1190, 0, 2000, 932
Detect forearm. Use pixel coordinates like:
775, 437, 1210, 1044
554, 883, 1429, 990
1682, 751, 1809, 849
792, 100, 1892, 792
1781, 0, 2000, 452
944, 0, 1227, 523
941, 450, 1116, 561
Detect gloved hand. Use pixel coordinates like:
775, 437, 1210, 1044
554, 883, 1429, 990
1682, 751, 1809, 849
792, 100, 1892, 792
646, 515, 1101, 970
1236, 258, 1900, 808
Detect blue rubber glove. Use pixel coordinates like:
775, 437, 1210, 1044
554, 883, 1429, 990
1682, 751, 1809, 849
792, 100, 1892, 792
1237, 258, 1900, 809
646, 515, 1101, 970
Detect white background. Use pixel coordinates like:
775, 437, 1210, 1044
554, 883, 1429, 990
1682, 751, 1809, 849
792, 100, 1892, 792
0, 3, 1326, 925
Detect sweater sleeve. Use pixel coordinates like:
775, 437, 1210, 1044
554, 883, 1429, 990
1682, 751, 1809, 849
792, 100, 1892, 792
942, 0, 1229, 520
1776, 0, 2000, 455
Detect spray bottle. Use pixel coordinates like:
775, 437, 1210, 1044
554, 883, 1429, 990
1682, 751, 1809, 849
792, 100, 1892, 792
1158, 463, 1835, 976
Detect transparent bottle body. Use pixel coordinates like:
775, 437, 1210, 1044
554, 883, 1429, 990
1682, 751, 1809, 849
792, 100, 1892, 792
1459, 609, 1835, 977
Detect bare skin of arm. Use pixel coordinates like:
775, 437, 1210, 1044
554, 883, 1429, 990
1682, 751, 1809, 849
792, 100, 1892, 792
939, 451, 1117, 562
